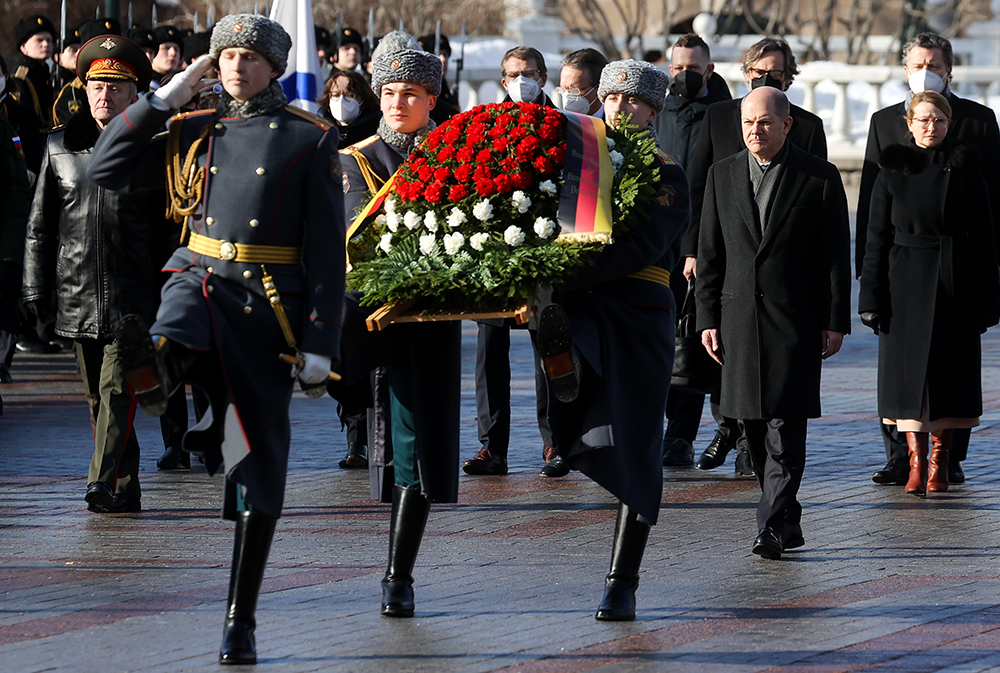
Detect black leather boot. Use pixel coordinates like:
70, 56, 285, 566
595, 502, 650, 621
381, 485, 431, 617
219, 509, 277, 665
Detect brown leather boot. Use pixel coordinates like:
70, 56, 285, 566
904, 432, 929, 497
927, 429, 952, 492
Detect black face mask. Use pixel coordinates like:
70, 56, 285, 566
671, 70, 704, 100
750, 73, 784, 91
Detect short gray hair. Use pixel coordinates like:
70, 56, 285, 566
902, 32, 953, 70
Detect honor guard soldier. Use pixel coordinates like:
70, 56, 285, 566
87, 14, 345, 665
535, 60, 690, 620
9, 15, 57, 130
333, 32, 463, 618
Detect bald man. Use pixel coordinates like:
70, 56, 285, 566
695, 87, 852, 559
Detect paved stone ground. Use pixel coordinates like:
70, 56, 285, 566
4, 285, 1000, 673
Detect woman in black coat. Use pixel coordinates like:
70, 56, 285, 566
318, 69, 381, 149
859, 91, 1000, 496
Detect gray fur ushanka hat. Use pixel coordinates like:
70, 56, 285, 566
598, 59, 669, 112
210, 14, 291, 76
371, 46, 442, 97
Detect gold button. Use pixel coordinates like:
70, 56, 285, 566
207, 267, 214, 274
269, 122, 278, 129
243, 270, 253, 279
207, 284, 214, 292
210, 166, 219, 174
205, 216, 215, 225
249, 219, 259, 228
243, 306, 252, 314
255, 167, 265, 176
215, 123, 224, 130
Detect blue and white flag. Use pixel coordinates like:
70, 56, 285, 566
269, 0, 321, 113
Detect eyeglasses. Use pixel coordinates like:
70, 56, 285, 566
503, 69, 541, 81
910, 117, 950, 128
747, 67, 784, 80
554, 85, 594, 96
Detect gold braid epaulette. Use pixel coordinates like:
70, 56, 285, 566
342, 147, 384, 195
165, 116, 211, 244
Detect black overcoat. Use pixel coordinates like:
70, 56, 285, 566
855, 93, 1000, 274
696, 143, 852, 420
858, 140, 1000, 421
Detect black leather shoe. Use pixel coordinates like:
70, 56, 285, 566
537, 304, 580, 403
734, 448, 756, 477
15, 339, 59, 354
381, 578, 415, 617
157, 445, 190, 470
872, 458, 909, 485
781, 523, 804, 551
338, 442, 368, 469
462, 448, 508, 475
752, 528, 782, 559
696, 431, 732, 470
219, 618, 256, 665
85, 482, 115, 513
662, 437, 695, 466
106, 494, 142, 513
949, 462, 965, 484
540, 455, 570, 478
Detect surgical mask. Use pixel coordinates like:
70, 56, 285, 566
328, 94, 360, 124
508, 75, 540, 103
908, 69, 946, 94
671, 70, 704, 100
750, 73, 784, 91
561, 91, 592, 114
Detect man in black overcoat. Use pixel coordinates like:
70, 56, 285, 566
856, 32, 1000, 486
696, 87, 852, 560
682, 37, 828, 477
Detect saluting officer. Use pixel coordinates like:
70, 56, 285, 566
87, 14, 345, 665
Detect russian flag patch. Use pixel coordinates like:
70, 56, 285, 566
11, 135, 23, 158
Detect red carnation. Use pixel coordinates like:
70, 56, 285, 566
456, 146, 475, 163
434, 166, 452, 182
475, 179, 496, 197
473, 165, 493, 181
436, 146, 455, 163
509, 127, 527, 140
500, 157, 520, 172
533, 156, 554, 174
425, 182, 444, 203
547, 146, 565, 165
476, 149, 493, 163
493, 174, 513, 193
454, 164, 473, 183
512, 172, 532, 189
418, 166, 434, 182
493, 136, 511, 152
538, 123, 558, 141
449, 184, 469, 201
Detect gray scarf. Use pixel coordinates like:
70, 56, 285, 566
215, 81, 287, 118
378, 116, 437, 154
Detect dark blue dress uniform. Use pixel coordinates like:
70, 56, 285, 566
87, 94, 346, 518
337, 134, 462, 504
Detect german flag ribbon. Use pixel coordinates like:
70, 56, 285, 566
556, 111, 614, 244
346, 171, 399, 243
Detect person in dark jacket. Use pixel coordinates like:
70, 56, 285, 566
0, 116, 32, 400
318, 69, 380, 150
654, 33, 732, 467
21, 36, 153, 514
682, 36, 828, 478
859, 91, 1000, 497
0, 55, 43, 180
537, 59, 690, 621
856, 33, 1000, 487
7, 14, 56, 131
87, 16, 344, 664
696, 87, 851, 559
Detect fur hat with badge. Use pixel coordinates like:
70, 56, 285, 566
370, 31, 442, 97
598, 59, 669, 112
210, 14, 292, 76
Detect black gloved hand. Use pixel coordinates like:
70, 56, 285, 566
24, 299, 50, 324
859, 311, 880, 335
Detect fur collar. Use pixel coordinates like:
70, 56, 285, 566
879, 139, 980, 175
62, 108, 101, 152
378, 117, 436, 155
215, 81, 287, 119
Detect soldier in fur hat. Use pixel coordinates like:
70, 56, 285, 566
8, 14, 57, 129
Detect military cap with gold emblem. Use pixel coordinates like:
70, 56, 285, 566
210, 14, 292, 75
598, 59, 669, 112
77, 34, 153, 92
13, 15, 57, 47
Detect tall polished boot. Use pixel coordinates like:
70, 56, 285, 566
219, 509, 277, 665
904, 432, 929, 497
381, 485, 430, 617
595, 502, 650, 621
927, 429, 952, 492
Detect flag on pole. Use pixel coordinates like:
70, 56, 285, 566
269, 0, 321, 113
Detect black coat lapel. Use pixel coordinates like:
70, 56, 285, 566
760, 143, 808, 248
729, 150, 761, 247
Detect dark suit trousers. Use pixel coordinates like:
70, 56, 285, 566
739, 418, 807, 532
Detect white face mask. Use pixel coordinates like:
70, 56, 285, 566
561, 91, 592, 114
508, 75, 541, 103
908, 69, 946, 95
328, 94, 360, 124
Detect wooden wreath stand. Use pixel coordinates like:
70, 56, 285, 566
365, 298, 535, 332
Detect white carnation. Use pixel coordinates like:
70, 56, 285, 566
443, 231, 465, 255
512, 190, 532, 214
379, 233, 393, 254
384, 198, 397, 214
419, 233, 437, 254
385, 211, 400, 232
424, 211, 439, 233
539, 180, 557, 195
404, 211, 422, 230
473, 199, 494, 222
375, 214, 387, 226
447, 208, 467, 228
609, 149, 625, 172
504, 225, 526, 248
470, 232, 489, 251
606, 137, 616, 149
533, 217, 556, 238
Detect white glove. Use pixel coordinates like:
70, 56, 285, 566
151, 55, 215, 110
295, 352, 332, 385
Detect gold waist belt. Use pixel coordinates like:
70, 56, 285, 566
187, 232, 302, 264
627, 266, 671, 287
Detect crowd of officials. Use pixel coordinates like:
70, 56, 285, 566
1, 8, 999, 664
